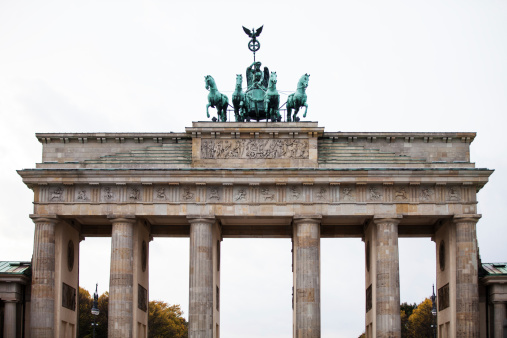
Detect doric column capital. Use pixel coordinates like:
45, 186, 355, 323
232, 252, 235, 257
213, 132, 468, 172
187, 216, 215, 225
107, 216, 136, 224
29, 214, 58, 224
373, 215, 402, 225
453, 214, 482, 223
293, 215, 322, 225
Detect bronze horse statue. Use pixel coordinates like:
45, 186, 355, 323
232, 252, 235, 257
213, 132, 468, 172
286, 74, 309, 122
205, 75, 229, 122
264, 71, 281, 122
232, 74, 246, 122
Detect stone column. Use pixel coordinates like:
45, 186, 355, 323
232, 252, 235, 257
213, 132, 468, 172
374, 217, 401, 338
293, 216, 321, 338
30, 215, 58, 338
454, 215, 480, 337
3, 301, 17, 338
188, 217, 215, 338
493, 302, 505, 338
108, 217, 136, 338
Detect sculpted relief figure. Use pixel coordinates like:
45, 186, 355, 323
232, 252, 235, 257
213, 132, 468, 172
201, 139, 308, 160
51, 186, 64, 201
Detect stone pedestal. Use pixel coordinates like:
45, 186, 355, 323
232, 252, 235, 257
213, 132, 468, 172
30, 216, 58, 338
188, 218, 215, 338
108, 217, 136, 338
3, 300, 17, 338
454, 215, 480, 337
293, 217, 321, 338
493, 302, 505, 338
374, 217, 401, 338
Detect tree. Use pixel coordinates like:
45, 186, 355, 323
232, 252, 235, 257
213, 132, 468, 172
78, 287, 93, 338
148, 301, 188, 338
407, 298, 433, 338
78, 287, 188, 337
400, 302, 417, 337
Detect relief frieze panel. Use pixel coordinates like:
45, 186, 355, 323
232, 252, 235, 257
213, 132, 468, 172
38, 182, 475, 205
207, 186, 222, 202
181, 186, 196, 202
50, 186, 65, 202
201, 138, 309, 159
393, 186, 409, 201
420, 185, 435, 202
447, 185, 461, 202
154, 186, 167, 201
76, 187, 90, 202
341, 186, 356, 202
233, 186, 248, 203
368, 186, 382, 201
288, 185, 302, 202
101, 186, 117, 202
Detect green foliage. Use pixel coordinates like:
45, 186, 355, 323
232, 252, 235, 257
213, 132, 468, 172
400, 302, 417, 318
78, 287, 188, 338
78, 287, 92, 337
78, 287, 108, 338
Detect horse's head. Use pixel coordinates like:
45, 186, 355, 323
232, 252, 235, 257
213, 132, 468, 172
236, 74, 242, 87
204, 75, 214, 90
298, 73, 310, 89
269, 71, 277, 85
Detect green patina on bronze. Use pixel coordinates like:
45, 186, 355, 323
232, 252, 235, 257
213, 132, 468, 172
205, 26, 309, 123
205, 75, 229, 122
287, 73, 310, 122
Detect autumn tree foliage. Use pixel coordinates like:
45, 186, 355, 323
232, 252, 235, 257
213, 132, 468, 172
148, 301, 188, 338
78, 287, 187, 338
406, 298, 434, 337
358, 298, 434, 338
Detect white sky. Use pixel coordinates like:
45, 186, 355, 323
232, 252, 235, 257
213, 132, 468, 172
1, 1, 506, 337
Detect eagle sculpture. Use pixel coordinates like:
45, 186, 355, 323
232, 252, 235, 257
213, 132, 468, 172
242, 26, 263, 40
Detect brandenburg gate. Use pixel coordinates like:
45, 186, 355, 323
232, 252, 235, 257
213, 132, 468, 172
18, 121, 492, 337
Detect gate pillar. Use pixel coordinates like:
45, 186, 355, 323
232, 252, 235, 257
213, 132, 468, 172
30, 216, 58, 338
108, 217, 136, 338
454, 215, 480, 336
188, 217, 221, 338
292, 216, 321, 338
435, 215, 481, 337
364, 217, 401, 338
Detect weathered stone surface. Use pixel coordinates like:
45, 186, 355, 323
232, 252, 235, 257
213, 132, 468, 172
30, 216, 57, 338
454, 215, 481, 337
374, 217, 401, 338
19, 122, 493, 338
188, 218, 215, 338
108, 218, 136, 338
293, 217, 321, 338
3, 301, 17, 338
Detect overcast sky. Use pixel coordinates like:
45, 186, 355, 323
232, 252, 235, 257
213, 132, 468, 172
1, 1, 506, 337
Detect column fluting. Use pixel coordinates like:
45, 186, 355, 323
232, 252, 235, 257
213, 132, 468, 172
374, 218, 401, 338
454, 215, 480, 337
30, 216, 57, 338
108, 217, 136, 338
293, 217, 321, 338
188, 218, 215, 338
3, 301, 17, 338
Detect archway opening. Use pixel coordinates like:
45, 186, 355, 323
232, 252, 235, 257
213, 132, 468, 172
221, 238, 293, 338
321, 238, 365, 338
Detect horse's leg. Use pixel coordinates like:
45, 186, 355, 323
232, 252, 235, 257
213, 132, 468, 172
303, 102, 308, 118
287, 106, 292, 122
294, 106, 300, 122
206, 103, 211, 118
